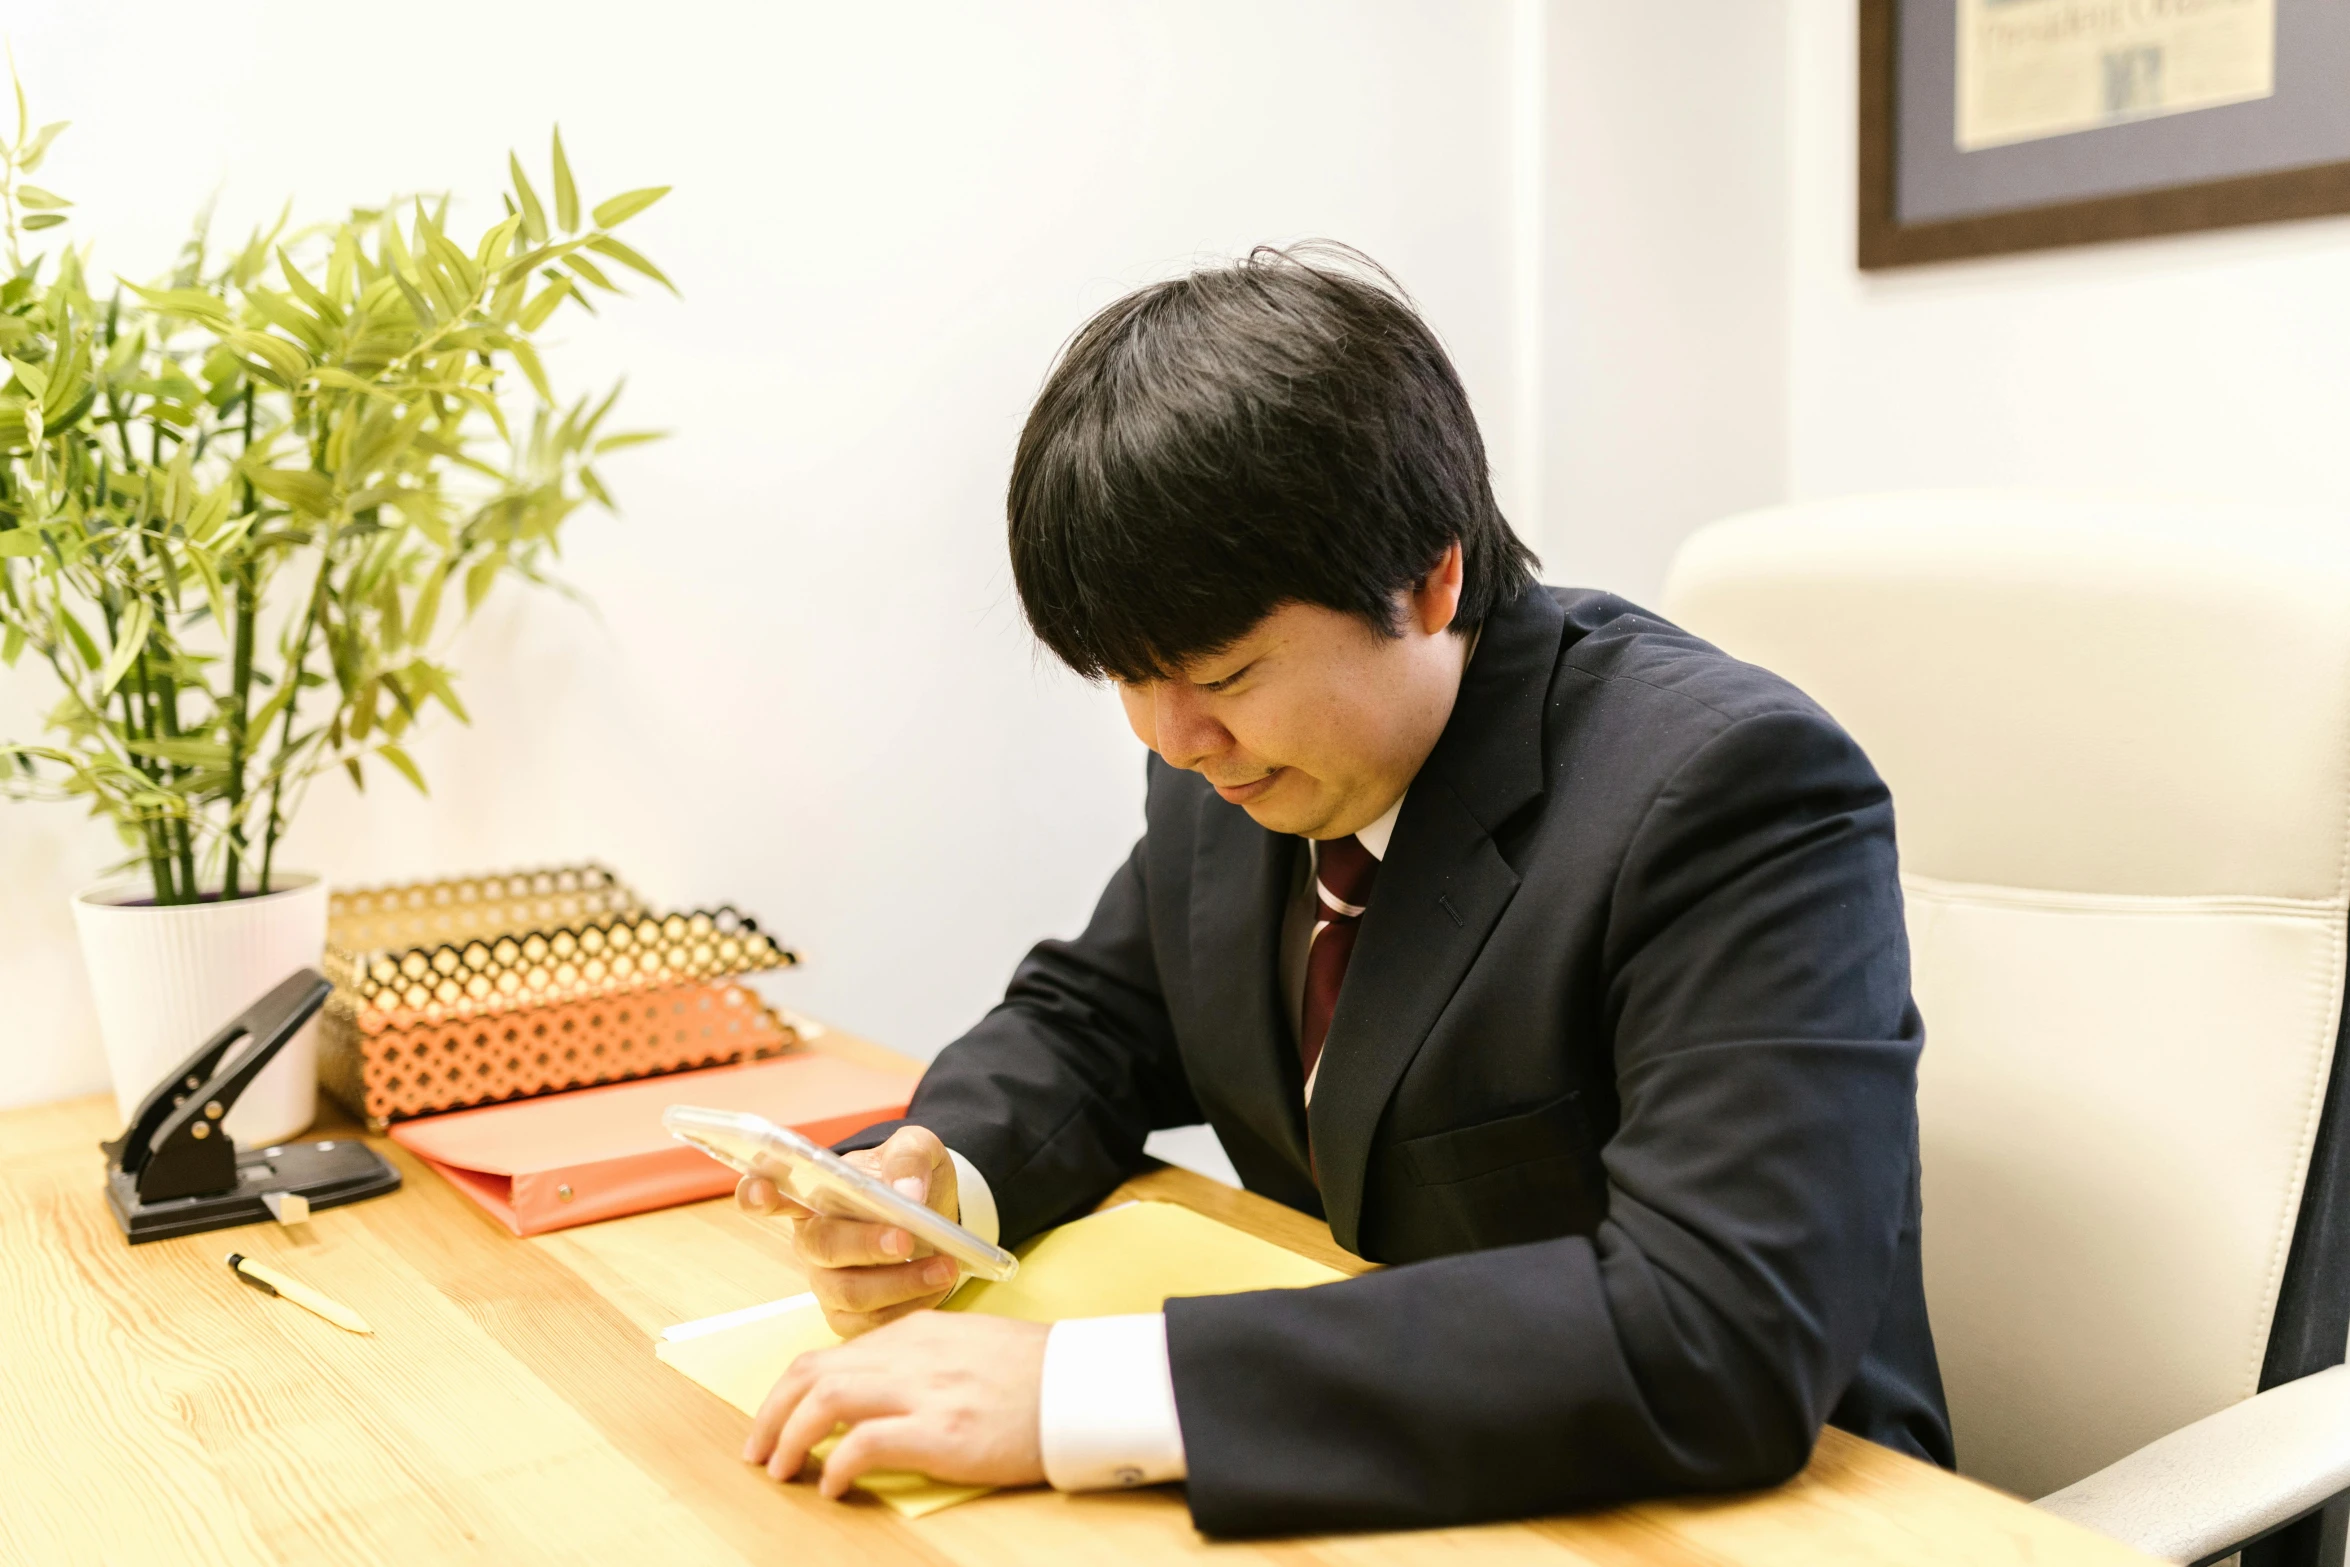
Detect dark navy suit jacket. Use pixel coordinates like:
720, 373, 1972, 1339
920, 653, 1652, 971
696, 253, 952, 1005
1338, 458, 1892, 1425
848, 585, 1953, 1535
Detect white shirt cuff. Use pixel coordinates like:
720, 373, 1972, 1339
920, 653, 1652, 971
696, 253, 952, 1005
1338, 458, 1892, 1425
943, 1148, 999, 1246
1038, 1313, 1188, 1490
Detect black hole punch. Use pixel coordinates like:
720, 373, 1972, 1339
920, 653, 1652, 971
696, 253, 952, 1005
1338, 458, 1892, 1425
99, 968, 401, 1244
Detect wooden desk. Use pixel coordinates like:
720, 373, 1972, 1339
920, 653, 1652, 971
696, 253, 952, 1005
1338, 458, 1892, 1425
0, 1042, 2151, 1565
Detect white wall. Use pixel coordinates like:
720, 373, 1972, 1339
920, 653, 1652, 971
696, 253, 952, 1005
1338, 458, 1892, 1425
1787, 0, 2350, 507
0, 0, 1527, 1113
36, 0, 2314, 1127
1536, 3, 1792, 604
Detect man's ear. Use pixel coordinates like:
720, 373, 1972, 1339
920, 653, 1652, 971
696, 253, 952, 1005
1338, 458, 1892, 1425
1411, 541, 1466, 635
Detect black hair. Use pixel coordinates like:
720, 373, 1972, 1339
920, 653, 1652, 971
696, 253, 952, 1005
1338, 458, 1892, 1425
1006, 243, 1539, 682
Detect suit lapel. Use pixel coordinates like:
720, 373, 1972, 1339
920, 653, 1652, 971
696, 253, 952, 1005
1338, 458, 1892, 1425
1306, 586, 1571, 1254
1187, 788, 1312, 1180
1306, 782, 1519, 1251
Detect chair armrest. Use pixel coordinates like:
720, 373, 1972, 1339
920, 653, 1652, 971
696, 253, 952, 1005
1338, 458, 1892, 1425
2033, 1363, 2350, 1564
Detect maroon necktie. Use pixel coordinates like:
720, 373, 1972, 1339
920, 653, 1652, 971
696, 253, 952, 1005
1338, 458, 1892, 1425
1299, 834, 1379, 1094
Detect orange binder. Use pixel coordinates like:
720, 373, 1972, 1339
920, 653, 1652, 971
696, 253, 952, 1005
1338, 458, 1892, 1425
387, 1053, 912, 1236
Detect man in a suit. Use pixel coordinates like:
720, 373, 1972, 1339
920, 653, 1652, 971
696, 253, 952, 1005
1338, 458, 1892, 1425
735, 248, 1954, 1535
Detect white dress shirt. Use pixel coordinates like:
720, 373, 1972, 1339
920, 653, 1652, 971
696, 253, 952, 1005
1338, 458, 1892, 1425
951, 793, 1405, 1492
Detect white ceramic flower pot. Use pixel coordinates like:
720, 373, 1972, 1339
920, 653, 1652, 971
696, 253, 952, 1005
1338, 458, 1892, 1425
72, 872, 328, 1149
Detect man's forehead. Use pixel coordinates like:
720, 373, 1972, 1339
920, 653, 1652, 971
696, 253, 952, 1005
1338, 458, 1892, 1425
1160, 610, 1314, 684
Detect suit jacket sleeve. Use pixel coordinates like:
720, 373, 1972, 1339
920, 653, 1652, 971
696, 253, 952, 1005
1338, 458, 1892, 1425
1164, 708, 1926, 1535
839, 830, 1202, 1244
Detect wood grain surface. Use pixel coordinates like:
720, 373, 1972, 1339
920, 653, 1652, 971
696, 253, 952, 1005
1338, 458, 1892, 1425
0, 1035, 2154, 1565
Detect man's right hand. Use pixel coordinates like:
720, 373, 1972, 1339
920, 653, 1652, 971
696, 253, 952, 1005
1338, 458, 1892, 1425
735, 1124, 965, 1337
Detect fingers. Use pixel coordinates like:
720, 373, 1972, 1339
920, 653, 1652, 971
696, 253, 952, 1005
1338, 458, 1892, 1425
793, 1212, 920, 1269
742, 1347, 841, 1465
874, 1125, 950, 1212
734, 1174, 810, 1219
744, 1352, 811, 1465
806, 1254, 959, 1322
767, 1375, 909, 1482
817, 1293, 949, 1339
816, 1415, 939, 1500
742, 1313, 1051, 1500
745, 1364, 909, 1481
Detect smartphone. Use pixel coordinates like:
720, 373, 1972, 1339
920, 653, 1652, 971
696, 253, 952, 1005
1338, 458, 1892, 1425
662, 1105, 1019, 1282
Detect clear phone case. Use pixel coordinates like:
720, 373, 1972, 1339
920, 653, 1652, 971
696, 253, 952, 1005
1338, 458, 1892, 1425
662, 1105, 1019, 1282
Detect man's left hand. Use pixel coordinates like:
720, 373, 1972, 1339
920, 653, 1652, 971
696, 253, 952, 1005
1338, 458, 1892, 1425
743, 1310, 1051, 1498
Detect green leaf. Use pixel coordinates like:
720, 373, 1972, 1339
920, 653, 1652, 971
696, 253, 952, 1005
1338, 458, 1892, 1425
591, 187, 669, 228
39, 329, 88, 421
373, 575, 405, 653
507, 338, 553, 404
15, 185, 70, 211
584, 235, 675, 296
0, 527, 43, 557
411, 433, 505, 481
390, 267, 437, 329
463, 551, 503, 614
274, 252, 344, 326
592, 430, 667, 454
473, 213, 523, 271
100, 326, 143, 379
120, 282, 234, 329
488, 268, 528, 324
379, 204, 418, 275
581, 378, 626, 441
7, 357, 47, 399
17, 120, 68, 175
246, 467, 335, 516
185, 485, 234, 543
18, 213, 61, 232
348, 676, 378, 740
447, 382, 509, 443
494, 241, 568, 283
517, 276, 573, 332
125, 735, 230, 766
509, 152, 548, 244
183, 539, 229, 638
244, 289, 322, 347
327, 228, 359, 306
563, 252, 619, 293
225, 328, 312, 385
94, 599, 151, 701
551, 126, 579, 234
409, 561, 449, 646
344, 756, 365, 793
380, 668, 419, 725
394, 486, 453, 550
405, 660, 471, 723
1, 621, 23, 666
310, 366, 398, 400
59, 609, 100, 671
414, 198, 479, 299
376, 743, 428, 795
43, 381, 96, 434
244, 672, 298, 738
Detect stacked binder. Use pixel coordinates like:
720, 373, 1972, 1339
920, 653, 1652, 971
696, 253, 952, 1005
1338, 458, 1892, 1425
319, 863, 911, 1236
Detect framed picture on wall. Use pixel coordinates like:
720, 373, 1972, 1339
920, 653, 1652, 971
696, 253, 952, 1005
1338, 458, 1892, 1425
1860, 0, 2350, 268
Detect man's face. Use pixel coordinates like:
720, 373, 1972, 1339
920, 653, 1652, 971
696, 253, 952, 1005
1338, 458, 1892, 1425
1114, 546, 1469, 840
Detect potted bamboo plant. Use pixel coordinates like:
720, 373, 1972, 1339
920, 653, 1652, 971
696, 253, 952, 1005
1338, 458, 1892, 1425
0, 82, 671, 1144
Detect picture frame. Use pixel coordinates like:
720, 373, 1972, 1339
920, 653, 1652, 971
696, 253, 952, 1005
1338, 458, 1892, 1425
1860, 0, 2350, 269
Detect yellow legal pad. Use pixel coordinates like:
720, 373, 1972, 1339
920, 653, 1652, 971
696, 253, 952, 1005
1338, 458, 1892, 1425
654, 1198, 1348, 1515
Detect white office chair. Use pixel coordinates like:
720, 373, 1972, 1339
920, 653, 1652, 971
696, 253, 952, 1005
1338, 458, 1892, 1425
1661, 492, 2350, 1567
